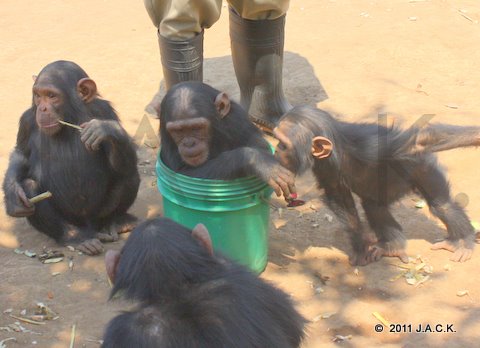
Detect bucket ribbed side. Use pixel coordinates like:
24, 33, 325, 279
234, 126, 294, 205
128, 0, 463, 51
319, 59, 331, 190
155, 154, 272, 273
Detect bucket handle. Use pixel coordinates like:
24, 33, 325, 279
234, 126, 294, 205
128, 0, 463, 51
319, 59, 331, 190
259, 191, 278, 209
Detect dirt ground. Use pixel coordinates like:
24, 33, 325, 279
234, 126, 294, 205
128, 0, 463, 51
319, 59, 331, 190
1, 0, 480, 347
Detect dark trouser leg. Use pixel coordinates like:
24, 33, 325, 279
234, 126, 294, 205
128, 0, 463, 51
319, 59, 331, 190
159, 30, 203, 90
229, 7, 291, 132
146, 31, 204, 116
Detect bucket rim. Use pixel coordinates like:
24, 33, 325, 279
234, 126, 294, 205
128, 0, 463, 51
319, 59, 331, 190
156, 151, 269, 186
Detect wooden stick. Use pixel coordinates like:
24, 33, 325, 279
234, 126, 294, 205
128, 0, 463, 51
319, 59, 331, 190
9, 314, 45, 325
29, 191, 52, 204
70, 324, 76, 348
372, 311, 391, 327
59, 120, 82, 130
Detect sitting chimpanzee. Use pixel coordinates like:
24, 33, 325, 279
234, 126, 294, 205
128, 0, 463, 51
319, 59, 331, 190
102, 217, 306, 347
159, 81, 296, 199
3, 61, 140, 255
274, 105, 479, 265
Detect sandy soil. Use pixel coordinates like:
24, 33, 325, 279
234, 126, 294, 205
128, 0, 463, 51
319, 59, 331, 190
1, 0, 480, 347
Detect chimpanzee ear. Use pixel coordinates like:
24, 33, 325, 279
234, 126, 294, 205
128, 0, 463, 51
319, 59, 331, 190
77, 78, 97, 103
192, 223, 214, 256
311, 136, 333, 159
214, 92, 231, 119
105, 249, 121, 285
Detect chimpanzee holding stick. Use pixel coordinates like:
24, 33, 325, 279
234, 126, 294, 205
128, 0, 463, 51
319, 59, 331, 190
3, 61, 140, 255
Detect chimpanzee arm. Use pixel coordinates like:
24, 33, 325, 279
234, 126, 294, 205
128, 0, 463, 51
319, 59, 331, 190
414, 123, 480, 154
80, 119, 138, 175
3, 150, 35, 217
322, 182, 375, 265
3, 113, 35, 217
180, 147, 296, 198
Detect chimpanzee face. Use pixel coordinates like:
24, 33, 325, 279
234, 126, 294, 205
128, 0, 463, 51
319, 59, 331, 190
273, 120, 299, 174
166, 117, 211, 167
33, 76, 65, 136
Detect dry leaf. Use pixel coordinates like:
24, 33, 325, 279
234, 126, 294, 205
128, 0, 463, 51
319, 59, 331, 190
324, 214, 333, 222
321, 312, 336, 319
0, 337, 17, 347
272, 219, 287, 229
415, 200, 426, 209
39, 250, 64, 261
406, 277, 417, 285
24, 250, 36, 258
457, 290, 469, 297
43, 257, 64, 264
445, 104, 459, 109
332, 335, 352, 342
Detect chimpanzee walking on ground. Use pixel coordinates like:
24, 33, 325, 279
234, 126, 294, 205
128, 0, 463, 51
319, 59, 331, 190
274, 105, 479, 265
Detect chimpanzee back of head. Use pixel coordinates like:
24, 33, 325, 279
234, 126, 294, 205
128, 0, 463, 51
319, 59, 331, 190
102, 218, 306, 347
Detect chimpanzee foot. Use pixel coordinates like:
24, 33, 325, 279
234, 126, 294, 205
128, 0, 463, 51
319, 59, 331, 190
96, 214, 138, 243
349, 252, 371, 266
95, 230, 119, 243
114, 213, 138, 234
368, 244, 409, 264
349, 233, 378, 266
76, 238, 104, 256
431, 239, 474, 262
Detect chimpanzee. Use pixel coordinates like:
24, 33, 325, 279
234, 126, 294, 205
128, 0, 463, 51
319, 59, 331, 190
102, 217, 306, 348
159, 81, 296, 199
274, 105, 479, 265
2, 61, 140, 255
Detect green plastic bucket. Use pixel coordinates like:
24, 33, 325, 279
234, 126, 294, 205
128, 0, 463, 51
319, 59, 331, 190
156, 154, 273, 273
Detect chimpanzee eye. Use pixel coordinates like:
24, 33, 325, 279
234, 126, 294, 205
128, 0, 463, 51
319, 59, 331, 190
48, 92, 56, 99
277, 142, 287, 151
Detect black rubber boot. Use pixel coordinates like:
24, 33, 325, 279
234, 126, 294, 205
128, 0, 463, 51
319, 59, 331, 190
229, 8, 292, 132
159, 31, 204, 89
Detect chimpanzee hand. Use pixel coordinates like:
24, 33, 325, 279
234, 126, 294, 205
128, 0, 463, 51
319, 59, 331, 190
4, 181, 35, 217
254, 154, 296, 200
80, 119, 124, 151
